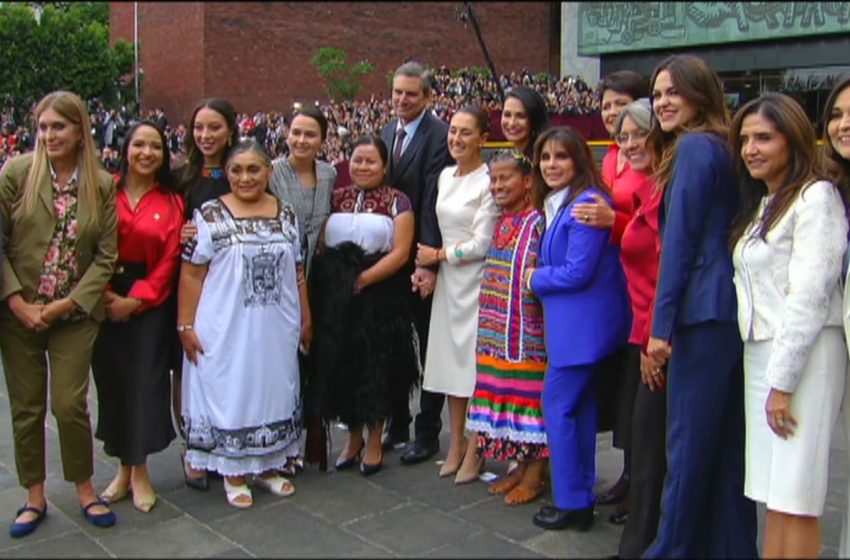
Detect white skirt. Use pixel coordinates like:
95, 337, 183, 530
743, 327, 846, 516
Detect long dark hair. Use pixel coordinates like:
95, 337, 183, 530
116, 120, 176, 192
176, 97, 238, 192
823, 75, 850, 193
531, 126, 607, 211
648, 54, 730, 191
504, 87, 550, 158
729, 93, 826, 245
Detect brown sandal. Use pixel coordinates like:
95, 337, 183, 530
504, 481, 545, 505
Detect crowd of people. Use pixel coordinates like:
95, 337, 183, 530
1, 66, 599, 170
1, 54, 850, 560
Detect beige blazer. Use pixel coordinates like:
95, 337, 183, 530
0, 153, 117, 321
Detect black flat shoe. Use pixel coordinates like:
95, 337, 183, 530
400, 440, 439, 465
359, 459, 383, 476
608, 506, 628, 526
532, 505, 594, 531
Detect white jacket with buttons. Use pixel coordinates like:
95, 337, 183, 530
733, 180, 848, 393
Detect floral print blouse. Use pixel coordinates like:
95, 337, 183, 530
34, 167, 85, 319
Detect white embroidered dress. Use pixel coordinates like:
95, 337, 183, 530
182, 198, 303, 476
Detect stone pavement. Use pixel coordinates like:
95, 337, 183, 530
0, 378, 846, 558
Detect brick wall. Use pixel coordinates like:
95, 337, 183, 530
110, 2, 558, 125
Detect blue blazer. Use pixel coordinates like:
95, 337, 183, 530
531, 188, 631, 368
651, 132, 740, 341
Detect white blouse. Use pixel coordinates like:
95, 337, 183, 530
732, 180, 848, 393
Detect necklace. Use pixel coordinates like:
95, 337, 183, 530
202, 167, 224, 179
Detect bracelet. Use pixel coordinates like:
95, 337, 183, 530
177, 324, 194, 332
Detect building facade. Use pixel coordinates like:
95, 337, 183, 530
110, 2, 561, 124
576, 2, 850, 128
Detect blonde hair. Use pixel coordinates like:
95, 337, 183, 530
17, 91, 103, 229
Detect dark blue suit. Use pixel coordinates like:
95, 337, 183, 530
644, 133, 757, 558
531, 188, 630, 510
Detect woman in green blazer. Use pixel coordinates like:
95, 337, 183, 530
0, 91, 118, 537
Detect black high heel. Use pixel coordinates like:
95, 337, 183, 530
334, 442, 365, 471
181, 451, 209, 491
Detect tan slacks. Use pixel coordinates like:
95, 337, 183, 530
0, 307, 100, 488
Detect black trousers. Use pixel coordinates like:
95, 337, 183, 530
618, 374, 667, 558
388, 289, 444, 444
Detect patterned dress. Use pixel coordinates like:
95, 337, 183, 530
181, 198, 303, 476
466, 206, 549, 462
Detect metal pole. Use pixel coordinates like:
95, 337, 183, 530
134, 1, 140, 116
463, 2, 505, 103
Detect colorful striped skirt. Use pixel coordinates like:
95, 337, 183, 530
467, 354, 549, 462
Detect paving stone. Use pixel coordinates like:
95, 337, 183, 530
521, 510, 623, 559
97, 515, 237, 558
0, 531, 110, 558
420, 530, 547, 558
282, 468, 411, 527
452, 492, 551, 543
208, 501, 386, 558
344, 502, 479, 557
0, 486, 81, 551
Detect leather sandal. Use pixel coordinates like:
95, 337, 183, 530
223, 478, 253, 508
254, 474, 295, 497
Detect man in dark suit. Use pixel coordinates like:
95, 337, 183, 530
380, 61, 453, 464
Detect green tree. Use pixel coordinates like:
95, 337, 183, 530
0, 2, 134, 117
311, 47, 374, 102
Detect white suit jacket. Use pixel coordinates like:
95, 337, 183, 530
733, 180, 847, 392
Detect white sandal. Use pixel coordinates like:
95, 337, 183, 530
254, 474, 296, 497
223, 478, 253, 508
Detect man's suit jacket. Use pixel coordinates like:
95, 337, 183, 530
381, 111, 453, 250
0, 153, 118, 321
651, 132, 740, 341
531, 188, 631, 367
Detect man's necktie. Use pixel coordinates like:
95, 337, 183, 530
393, 127, 407, 166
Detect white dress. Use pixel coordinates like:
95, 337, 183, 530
423, 164, 500, 398
182, 199, 303, 476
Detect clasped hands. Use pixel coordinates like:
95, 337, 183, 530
643, 337, 672, 392
411, 266, 436, 299
8, 294, 75, 332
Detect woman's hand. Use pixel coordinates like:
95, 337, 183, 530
640, 352, 666, 392
411, 267, 436, 298
40, 297, 75, 325
523, 268, 536, 292
300, 319, 313, 355
415, 243, 441, 267
8, 294, 47, 331
571, 193, 616, 229
765, 388, 797, 439
647, 337, 672, 364
105, 295, 142, 322
180, 222, 198, 245
180, 330, 205, 366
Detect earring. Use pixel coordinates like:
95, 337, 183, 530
227, 138, 232, 147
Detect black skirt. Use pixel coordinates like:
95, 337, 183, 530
92, 263, 177, 464
307, 242, 420, 427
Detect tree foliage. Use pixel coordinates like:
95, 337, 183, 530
311, 47, 374, 102
0, 2, 134, 117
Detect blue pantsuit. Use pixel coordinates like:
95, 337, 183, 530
531, 186, 630, 514
644, 132, 757, 558
543, 364, 597, 510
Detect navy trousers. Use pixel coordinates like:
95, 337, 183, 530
643, 322, 757, 559
543, 363, 597, 510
